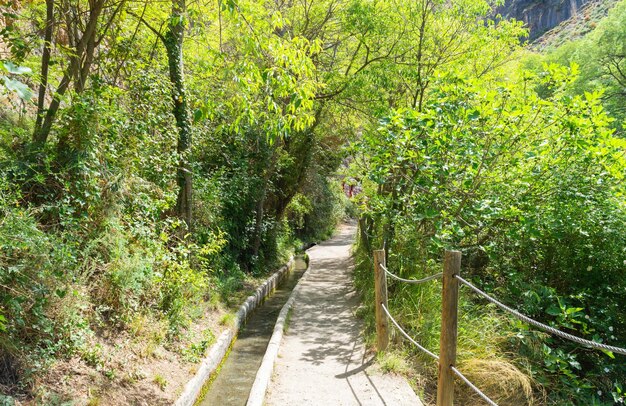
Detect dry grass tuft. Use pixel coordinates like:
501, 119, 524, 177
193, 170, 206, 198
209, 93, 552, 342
129, 313, 168, 359
456, 358, 534, 406
377, 351, 410, 375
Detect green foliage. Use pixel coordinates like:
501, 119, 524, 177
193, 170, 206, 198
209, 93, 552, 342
0, 0, 345, 398
352, 65, 626, 403
376, 351, 410, 375
181, 329, 216, 362
1, 61, 33, 101
0, 202, 78, 354
299, 176, 348, 241
158, 240, 208, 334
153, 374, 167, 390
4, 0, 623, 402
541, 0, 626, 131
284, 193, 312, 231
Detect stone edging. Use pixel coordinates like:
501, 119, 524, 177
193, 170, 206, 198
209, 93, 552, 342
174, 257, 295, 406
245, 256, 312, 406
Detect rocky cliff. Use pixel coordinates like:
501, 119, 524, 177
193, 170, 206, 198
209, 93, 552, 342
498, 0, 590, 39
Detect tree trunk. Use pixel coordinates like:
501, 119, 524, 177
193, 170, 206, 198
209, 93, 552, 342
32, 0, 106, 145
34, 0, 54, 135
164, 0, 192, 230
252, 184, 266, 258
273, 106, 324, 220
358, 216, 372, 253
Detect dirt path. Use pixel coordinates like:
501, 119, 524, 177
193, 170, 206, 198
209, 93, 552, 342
265, 222, 422, 406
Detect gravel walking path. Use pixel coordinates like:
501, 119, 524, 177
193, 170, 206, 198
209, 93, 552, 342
265, 222, 422, 406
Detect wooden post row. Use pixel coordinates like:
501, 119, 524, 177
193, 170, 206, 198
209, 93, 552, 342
373, 249, 389, 352
437, 250, 461, 406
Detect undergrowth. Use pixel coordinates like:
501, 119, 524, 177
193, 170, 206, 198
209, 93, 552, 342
353, 239, 537, 406
0, 111, 350, 401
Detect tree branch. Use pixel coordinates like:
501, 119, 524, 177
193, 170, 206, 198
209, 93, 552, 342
128, 10, 166, 43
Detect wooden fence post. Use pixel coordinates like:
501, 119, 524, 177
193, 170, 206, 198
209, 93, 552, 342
373, 249, 389, 352
437, 250, 461, 406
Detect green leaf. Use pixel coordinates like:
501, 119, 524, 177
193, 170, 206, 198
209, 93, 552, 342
568, 360, 581, 370
546, 304, 561, 316
565, 307, 584, 315
601, 349, 615, 359
2, 76, 33, 100
3, 61, 31, 75
221, 0, 237, 12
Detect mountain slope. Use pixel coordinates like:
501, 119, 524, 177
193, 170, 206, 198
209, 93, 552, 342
531, 0, 620, 50
499, 0, 590, 39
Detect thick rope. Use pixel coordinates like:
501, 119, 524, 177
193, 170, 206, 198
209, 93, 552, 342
455, 275, 626, 356
381, 303, 497, 405
451, 366, 499, 406
380, 303, 439, 361
379, 263, 443, 285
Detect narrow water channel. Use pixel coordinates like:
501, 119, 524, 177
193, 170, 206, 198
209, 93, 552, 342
198, 257, 307, 406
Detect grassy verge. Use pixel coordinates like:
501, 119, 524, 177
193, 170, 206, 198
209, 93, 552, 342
352, 242, 535, 406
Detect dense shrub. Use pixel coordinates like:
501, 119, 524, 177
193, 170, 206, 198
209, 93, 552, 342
0, 68, 344, 396
352, 69, 626, 404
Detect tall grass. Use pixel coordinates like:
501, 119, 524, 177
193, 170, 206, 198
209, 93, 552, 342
352, 235, 536, 405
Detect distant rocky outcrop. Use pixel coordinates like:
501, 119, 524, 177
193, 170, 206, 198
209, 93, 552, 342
532, 0, 619, 50
498, 0, 590, 39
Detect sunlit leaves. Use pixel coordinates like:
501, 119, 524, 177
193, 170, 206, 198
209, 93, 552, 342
3, 61, 32, 75
203, 1, 321, 141
543, 0, 626, 130
2, 77, 32, 100
354, 67, 625, 256
1, 61, 32, 100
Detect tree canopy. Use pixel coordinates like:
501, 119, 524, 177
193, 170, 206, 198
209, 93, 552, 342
0, 0, 625, 404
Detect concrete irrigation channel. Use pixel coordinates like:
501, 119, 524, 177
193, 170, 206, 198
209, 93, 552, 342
195, 256, 308, 406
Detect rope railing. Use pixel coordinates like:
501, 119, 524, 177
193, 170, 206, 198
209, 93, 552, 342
379, 263, 443, 285
373, 248, 625, 406
380, 303, 439, 361
374, 250, 499, 406
450, 366, 499, 406
382, 302, 499, 406
455, 275, 626, 356
382, 298, 500, 405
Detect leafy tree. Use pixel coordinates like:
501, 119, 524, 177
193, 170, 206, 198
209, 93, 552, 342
32, 0, 120, 145
1, 0, 625, 402
543, 0, 626, 131
130, 0, 194, 228
352, 63, 626, 404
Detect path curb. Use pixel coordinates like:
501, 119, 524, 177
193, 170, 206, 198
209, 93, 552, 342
174, 257, 295, 406
246, 253, 312, 406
